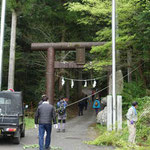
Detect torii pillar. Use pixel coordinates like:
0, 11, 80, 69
46, 47, 55, 104
31, 42, 105, 105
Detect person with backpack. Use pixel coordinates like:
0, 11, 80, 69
56, 97, 67, 132
93, 97, 100, 115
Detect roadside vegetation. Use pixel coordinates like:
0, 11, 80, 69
25, 117, 34, 129
86, 82, 150, 150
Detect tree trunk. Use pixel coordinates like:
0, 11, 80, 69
127, 50, 132, 82
8, 10, 17, 89
138, 61, 147, 88
66, 79, 70, 99
78, 69, 82, 99
58, 27, 66, 92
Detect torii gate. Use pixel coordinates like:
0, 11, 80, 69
31, 42, 105, 104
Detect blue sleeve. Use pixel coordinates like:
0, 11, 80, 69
64, 101, 67, 107
57, 102, 60, 108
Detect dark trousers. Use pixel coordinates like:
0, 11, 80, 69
84, 103, 88, 110
79, 106, 84, 116
39, 124, 52, 150
95, 108, 99, 115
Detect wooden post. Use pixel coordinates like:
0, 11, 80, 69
117, 95, 122, 131
107, 95, 112, 131
127, 50, 132, 82
46, 47, 55, 105
66, 79, 70, 99
8, 10, 17, 90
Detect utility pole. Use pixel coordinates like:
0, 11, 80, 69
112, 0, 116, 130
0, 0, 6, 91
8, 10, 17, 89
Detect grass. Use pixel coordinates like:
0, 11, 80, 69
23, 144, 62, 150
25, 117, 34, 129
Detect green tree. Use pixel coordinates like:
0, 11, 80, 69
67, 0, 150, 88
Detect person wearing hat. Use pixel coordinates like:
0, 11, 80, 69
126, 101, 138, 143
8, 88, 14, 92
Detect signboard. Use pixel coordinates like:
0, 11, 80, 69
76, 47, 85, 65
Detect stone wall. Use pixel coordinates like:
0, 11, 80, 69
96, 106, 107, 125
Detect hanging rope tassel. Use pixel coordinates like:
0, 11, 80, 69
71, 79, 74, 88
84, 80, 87, 87
62, 77, 65, 86
93, 79, 97, 88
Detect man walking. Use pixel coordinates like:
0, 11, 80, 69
78, 100, 85, 116
126, 101, 138, 144
35, 96, 57, 150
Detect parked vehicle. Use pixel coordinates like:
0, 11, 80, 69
0, 91, 25, 144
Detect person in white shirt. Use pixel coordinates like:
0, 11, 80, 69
126, 101, 138, 143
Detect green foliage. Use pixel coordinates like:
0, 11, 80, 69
23, 144, 39, 149
7, 0, 34, 13
135, 97, 150, 144
23, 144, 62, 150
2, 0, 150, 107
3, 0, 98, 104
122, 81, 146, 110
67, 0, 150, 90
25, 117, 34, 129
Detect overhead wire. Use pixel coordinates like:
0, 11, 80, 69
66, 62, 144, 108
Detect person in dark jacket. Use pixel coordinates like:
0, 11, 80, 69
35, 96, 57, 150
78, 100, 85, 116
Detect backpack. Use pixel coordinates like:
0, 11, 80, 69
95, 101, 98, 107
58, 101, 66, 115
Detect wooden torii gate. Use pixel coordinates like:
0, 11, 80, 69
31, 42, 105, 104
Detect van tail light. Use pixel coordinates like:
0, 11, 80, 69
6, 128, 16, 132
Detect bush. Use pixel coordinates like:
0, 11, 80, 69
25, 117, 34, 129
122, 81, 146, 112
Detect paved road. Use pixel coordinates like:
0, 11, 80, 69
51, 104, 114, 150
0, 89, 114, 150
0, 105, 114, 150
